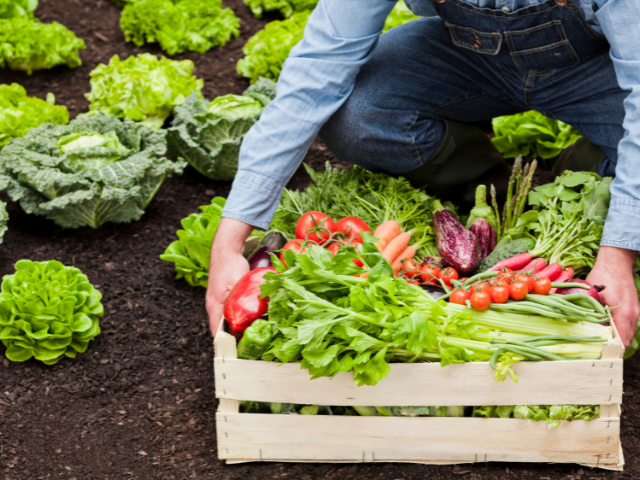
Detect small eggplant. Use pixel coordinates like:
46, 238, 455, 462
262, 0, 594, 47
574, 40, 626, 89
433, 207, 482, 274
247, 230, 287, 270
469, 218, 496, 260
420, 256, 449, 270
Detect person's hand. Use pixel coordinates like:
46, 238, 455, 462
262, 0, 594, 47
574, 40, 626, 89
205, 217, 254, 337
587, 246, 639, 349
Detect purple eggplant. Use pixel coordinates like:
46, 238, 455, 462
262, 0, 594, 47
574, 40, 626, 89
469, 218, 496, 260
247, 230, 287, 270
420, 256, 449, 270
433, 207, 482, 274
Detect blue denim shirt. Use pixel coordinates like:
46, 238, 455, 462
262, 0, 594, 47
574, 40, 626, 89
224, 0, 640, 252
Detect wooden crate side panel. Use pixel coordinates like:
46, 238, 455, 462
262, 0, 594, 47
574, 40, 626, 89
214, 358, 622, 406
216, 414, 621, 470
214, 330, 239, 415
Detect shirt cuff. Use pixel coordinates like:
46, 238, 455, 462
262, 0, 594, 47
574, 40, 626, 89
601, 196, 640, 252
222, 170, 286, 231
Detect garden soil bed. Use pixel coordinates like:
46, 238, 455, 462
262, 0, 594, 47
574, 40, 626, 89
0, 1, 639, 479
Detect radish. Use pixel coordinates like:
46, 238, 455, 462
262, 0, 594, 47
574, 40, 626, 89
521, 258, 546, 275
488, 252, 532, 272
534, 263, 562, 281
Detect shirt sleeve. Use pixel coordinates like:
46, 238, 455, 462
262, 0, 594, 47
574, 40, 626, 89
222, 0, 397, 230
595, 0, 640, 251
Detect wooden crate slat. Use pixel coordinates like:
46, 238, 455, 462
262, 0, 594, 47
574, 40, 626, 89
216, 414, 622, 470
214, 357, 622, 406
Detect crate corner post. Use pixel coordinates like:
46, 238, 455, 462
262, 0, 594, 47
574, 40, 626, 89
214, 318, 240, 462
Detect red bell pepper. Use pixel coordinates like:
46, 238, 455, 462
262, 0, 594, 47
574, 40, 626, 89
224, 267, 277, 339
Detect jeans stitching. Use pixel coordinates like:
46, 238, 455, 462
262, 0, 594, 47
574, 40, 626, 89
436, 0, 558, 20
524, 69, 535, 106
446, 22, 503, 55
567, 0, 606, 41
406, 110, 425, 170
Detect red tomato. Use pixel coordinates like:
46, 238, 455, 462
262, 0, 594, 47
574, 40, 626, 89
420, 265, 441, 285
280, 240, 306, 268
509, 282, 528, 300
493, 276, 511, 286
295, 211, 335, 245
472, 282, 490, 294
450, 290, 471, 305
533, 277, 552, 295
335, 217, 371, 243
489, 285, 509, 304
470, 291, 491, 310
401, 259, 422, 279
441, 267, 459, 287
515, 274, 535, 293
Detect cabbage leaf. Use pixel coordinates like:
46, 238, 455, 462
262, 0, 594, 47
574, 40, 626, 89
0, 260, 103, 365
0, 113, 185, 229
166, 78, 277, 180
120, 0, 240, 55
237, 10, 311, 84
86, 54, 204, 129
0, 17, 86, 74
0, 83, 69, 150
492, 111, 583, 160
244, 0, 317, 18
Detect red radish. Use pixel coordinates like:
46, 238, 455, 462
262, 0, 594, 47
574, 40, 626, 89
534, 263, 562, 281
549, 267, 574, 294
555, 279, 605, 303
521, 258, 546, 275
489, 252, 533, 272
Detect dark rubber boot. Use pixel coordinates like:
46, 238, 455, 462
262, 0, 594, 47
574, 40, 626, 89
401, 119, 512, 204
552, 137, 605, 176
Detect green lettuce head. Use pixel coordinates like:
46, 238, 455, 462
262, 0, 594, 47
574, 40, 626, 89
0, 260, 103, 365
0, 112, 185, 229
244, 0, 318, 18
86, 54, 204, 129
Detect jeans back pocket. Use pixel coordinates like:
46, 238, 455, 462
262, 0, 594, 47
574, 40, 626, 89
445, 22, 502, 55
504, 20, 579, 70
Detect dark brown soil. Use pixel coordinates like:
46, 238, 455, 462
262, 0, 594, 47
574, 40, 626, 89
0, 1, 639, 479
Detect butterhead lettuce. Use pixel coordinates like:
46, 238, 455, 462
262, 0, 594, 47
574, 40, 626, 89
0, 260, 103, 365
86, 54, 204, 129
244, 0, 317, 18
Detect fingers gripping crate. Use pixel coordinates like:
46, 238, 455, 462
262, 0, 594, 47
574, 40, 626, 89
214, 320, 624, 470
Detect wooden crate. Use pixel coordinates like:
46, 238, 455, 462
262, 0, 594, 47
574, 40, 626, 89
214, 319, 625, 470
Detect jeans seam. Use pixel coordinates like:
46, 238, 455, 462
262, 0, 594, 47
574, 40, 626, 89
407, 110, 424, 169
568, 0, 606, 41
523, 69, 535, 106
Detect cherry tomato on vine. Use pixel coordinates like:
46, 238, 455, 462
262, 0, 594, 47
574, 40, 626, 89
280, 240, 307, 268
515, 274, 535, 293
509, 281, 528, 300
489, 285, 509, 304
493, 276, 511, 287
402, 259, 422, 279
441, 267, 459, 287
472, 282, 490, 294
327, 241, 364, 268
470, 291, 491, 310
334, 217, 371, 243
533, 277, 552, 295
458, 277, 469, 282
420, 265, 441, 285
450, 289, 471, 305
295, 211, 335, 245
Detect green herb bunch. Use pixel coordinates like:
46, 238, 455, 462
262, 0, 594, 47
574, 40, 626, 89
271, 163, 443, 258
0, 260, 103, 365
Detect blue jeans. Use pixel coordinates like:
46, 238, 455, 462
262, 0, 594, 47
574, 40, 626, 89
320, 16, 626, 179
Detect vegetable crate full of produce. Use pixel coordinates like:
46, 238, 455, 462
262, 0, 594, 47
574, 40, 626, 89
214, 308, 624, 470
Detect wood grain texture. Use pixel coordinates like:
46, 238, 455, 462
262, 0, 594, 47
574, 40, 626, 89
214, 357, 623, 406
214, 329, 239, 415
216, 414, 623, 470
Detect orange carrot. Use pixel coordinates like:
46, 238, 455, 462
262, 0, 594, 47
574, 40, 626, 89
373, 220, 401, 251
382, 232, 411, 263
391, 246, 416, 274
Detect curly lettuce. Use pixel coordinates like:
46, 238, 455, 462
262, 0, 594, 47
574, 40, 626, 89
237, 10, 310, 84
0, 260, 103, 365
383, 0, 419, 32
492, 111, 583, 160
0, 0, 37, 18
166, 78, 277, 181
120, 0, 240, 55
0, 113, 185, 229
244, 0, 317, 18
0, 17, 86, 74
1, 83, 69, 150
86, 54, 204, 129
